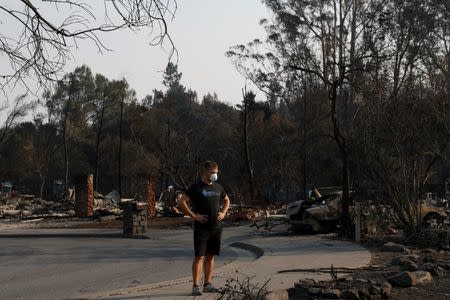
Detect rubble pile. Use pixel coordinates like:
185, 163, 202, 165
0, 197, 75, 218
228, 206, 264, 222
290, 277, 392, 300
0, 191, 121, 219
227, 204, 286, 223
93, 191, 121, 217
289, 241, 450, 299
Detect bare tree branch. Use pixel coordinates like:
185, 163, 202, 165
0, 0, 177, 93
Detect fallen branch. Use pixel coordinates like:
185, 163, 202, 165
278, 266, 380, 274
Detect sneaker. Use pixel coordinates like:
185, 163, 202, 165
202, 283, 219, 293
192, 285, 203, 296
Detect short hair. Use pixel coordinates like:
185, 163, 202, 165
203, 160, 218, 171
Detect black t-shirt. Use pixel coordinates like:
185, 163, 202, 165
185, 180, 226, 229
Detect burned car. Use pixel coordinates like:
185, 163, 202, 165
286, 192, 342, 233
286, 190, 449, 234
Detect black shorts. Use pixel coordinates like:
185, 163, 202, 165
193, 226, 223, 257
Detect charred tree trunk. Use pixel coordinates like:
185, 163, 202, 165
62, 97, 71, 190
330, 82, 353, 239
118, 96, 124, 197
94, 93, 106, 191
302, 80, 308, 198
242, 90, 256, 203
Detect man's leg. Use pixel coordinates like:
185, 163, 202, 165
192, 256, 204, 286
203, 254, 214, 284
202, 227, 222, 292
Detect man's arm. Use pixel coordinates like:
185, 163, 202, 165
178, 193, 207, 223
218, 195, 230, 221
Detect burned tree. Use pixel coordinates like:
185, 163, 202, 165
0, 0, 177, 93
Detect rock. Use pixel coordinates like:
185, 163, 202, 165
389, 271, 433, 287
301, 278, 317, 286
264, 289, 289, 300
388, 271, 416, 287
307, 287, 322, 295
420, 263, 447, 277
413, 271, 433, 285
390, 256, 418, 271
358, 287, 370, 299
380, 282, 392, 298
382, 242, 411, 253
401, 260, 419, 271
322, 289, 341, 299
342, 288, 360, 300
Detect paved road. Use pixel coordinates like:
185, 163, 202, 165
87, 229, 372, 300
0, 228, 241, 300
0, 226, 372, 300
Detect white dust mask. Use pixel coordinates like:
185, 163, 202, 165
209, 173, 218, 182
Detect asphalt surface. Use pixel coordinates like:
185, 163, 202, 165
0, 228, 239, 300
0, 226, 372, 300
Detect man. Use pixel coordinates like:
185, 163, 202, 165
179, 160, 230, 296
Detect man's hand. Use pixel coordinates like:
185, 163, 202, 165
217, 212, 226, 221
193, 214, 208, 223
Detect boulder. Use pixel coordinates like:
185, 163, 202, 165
414, 271, 433, 285
390, 256, 418, 271
382, 242, 411, 253
389, 271, 433, 287
388, 271, 416, 287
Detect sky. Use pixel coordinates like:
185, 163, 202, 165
0, 0, 270, 118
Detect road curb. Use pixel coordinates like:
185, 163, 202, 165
0, 233, 128, 238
